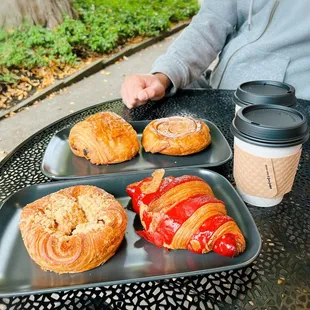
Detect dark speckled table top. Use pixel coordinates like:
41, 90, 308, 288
0, 89, 309, 310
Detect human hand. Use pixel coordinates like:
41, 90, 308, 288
121, 73, 171, 109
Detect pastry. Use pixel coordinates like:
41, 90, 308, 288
142, 116, 211, 156
126, 170, 246, 257
69, 111, 140, 165
19, 185, 127, 274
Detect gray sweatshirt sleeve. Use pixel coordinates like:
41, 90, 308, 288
151, 0, 238, 94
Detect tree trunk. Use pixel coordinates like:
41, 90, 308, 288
0, 0, 78, 30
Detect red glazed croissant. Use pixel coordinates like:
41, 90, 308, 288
126, 170, 246, 257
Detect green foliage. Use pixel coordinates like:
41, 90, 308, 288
0, 0, 199, 75
0, 72, 19, 84
0, 23, 76, 69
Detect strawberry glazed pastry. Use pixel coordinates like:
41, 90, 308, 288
126, 169, 246, 257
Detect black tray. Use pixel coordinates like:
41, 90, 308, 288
0, 168, 261, 297
41, 120, 232, 179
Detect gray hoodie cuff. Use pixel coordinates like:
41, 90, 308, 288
150, 56, 188, 96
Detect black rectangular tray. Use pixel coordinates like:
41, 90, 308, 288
41, 120, 232, 179
0, 168, 261, 297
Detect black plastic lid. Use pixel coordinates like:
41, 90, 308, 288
231, 104, 309, 147
233, 80, 296, 108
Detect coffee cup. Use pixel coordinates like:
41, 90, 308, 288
233, 80, 296, 113
230, 104, 309, 207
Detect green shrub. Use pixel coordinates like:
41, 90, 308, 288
0, 0, 199, 75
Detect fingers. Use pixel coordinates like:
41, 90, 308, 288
137, 90, 149, 101
121, 74, 166, 109
121, 76, 145, 109
145, 81, 166, 101
137, 83, 165, 102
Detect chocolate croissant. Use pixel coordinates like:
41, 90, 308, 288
69, 111, 140, 165
142, 116, 211, 156
126, 170, 246, 257
19, 185, 127, 274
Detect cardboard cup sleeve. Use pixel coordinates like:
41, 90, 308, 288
233, 145, 302, 199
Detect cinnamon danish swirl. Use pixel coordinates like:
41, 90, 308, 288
126, 169, 246, 257
19, 185, 127, 274
142, 116, 211, 156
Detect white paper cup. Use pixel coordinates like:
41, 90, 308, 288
231, 104, 309, 208
234, 137, 302, 207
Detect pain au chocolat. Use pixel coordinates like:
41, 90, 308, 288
69, 111, 140, 165
142, 116, 211, 156
126, 169, 246, 257
19, 185, 127, 274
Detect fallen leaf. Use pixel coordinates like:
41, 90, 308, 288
100, 70, 111, 75
128, 36, 145, 44
5, 111, 16, 118
47, 93, 56, 99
